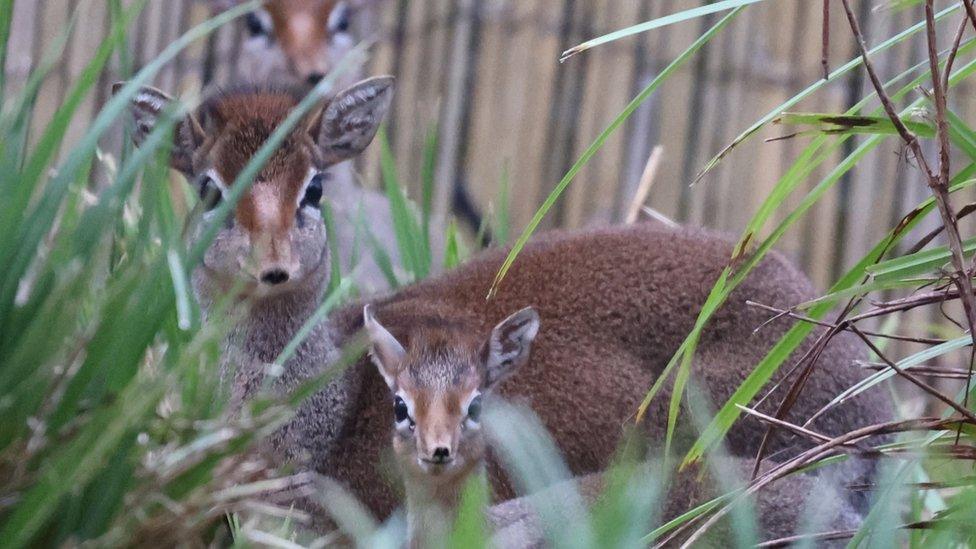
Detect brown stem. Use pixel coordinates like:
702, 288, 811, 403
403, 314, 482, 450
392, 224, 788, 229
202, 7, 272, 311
941, 15, 969, 93
964, 0, 976, 34
924, 0, 976, 439
821, 0, 831, 79
747, 300, 947, 344
839, 0, 934, 179
849, 325, 976, 425
905, 203, 976, 254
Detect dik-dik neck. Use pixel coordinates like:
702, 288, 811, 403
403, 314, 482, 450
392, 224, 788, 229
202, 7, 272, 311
403, 465, 487, 548
232, 282, 331, 363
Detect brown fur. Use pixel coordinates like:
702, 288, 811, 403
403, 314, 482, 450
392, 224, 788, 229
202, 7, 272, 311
117, 77, 400, 293
208, 0, 441, 291
316, 224, 890, 519
266, 0, 340, 79
209, 0, 379, 91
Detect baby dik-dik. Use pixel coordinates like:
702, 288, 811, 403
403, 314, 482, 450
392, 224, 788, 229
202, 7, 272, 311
364, 304, 539, 546
329, 225, 891, 519
364, 304, 861, 547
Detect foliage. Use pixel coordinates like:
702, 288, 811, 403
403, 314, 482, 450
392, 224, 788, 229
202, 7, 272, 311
3, 0, 976, 547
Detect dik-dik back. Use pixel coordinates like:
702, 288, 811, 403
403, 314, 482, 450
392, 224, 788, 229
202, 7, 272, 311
326, 224, 890, 515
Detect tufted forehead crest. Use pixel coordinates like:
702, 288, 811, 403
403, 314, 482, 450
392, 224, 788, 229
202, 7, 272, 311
199, 88, 315, 188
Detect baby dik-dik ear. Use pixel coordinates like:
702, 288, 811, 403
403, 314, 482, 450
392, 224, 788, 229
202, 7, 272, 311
364, 305, 406, 390
481, 307, 540, 390
112, 82, 205, 177
311, 76, 394, 166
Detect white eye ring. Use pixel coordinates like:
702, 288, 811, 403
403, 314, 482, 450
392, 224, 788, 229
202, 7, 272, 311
245, 9, 273, 37
328, 1, 351, 33
199, 169, 228, 216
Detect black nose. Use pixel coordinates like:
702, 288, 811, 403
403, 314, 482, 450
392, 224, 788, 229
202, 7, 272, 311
307, 72, 325, 85
432, 447, 451, 462
260, 269, 289, 285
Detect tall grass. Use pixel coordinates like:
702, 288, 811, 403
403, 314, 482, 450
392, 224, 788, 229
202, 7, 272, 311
3, 0, 976, 547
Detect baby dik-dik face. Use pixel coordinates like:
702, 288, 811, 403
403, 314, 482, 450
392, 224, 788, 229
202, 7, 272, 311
115, 77, 393, 301
364, 306, 540, 481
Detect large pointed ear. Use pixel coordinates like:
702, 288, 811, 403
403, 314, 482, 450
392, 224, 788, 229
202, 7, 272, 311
312, 76, 394, 166
481, 307, 539, 390
112, 82, 205, 178
364, 305, 406, 390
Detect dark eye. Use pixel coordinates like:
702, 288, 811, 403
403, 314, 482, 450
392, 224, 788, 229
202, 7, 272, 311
245, 12, 268, 37
394, 395, 410, 423
198, 175, 223, 211
467, 395, 482, 422
330, 4, 351, 33
301, 173, 325, 209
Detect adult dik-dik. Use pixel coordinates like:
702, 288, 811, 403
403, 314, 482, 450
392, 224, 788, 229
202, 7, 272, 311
206, 0, 449, 290
207, 0, 379, 90
119, 79, 889, 522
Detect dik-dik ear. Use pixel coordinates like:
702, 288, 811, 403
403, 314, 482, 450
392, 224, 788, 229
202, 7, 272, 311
481, 307, 540, 390
364, 304, 406, 389
112, 82, 205, 178
312, 76, 394, 166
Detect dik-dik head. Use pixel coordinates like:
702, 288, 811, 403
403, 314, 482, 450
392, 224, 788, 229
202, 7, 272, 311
210, 0, 383, 89
364, 306, 540, 482
116, 76, 393, 301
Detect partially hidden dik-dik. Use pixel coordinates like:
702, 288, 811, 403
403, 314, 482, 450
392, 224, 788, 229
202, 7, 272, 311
118, 78, 891, 528
364, 304, 861, 547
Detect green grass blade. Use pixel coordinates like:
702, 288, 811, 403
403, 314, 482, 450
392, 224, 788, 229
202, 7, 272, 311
866, 236, 976, 281
774, 112, 935, 138
0, 375, 164, 547
0, 0, 15, 105
420, 124, 437, 264
560, 0, 766, 61
443, 220, 461, 270
0, 0, 262, 327
378, 128, 427, 280
697, 4, 963, 180
682, 161, 976, 465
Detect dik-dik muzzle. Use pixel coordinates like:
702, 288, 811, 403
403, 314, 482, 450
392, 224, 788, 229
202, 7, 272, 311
364, 305, 540, 477
115, 76, 394, 297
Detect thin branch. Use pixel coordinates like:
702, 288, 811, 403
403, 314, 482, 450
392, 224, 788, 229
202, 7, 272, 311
859, 361, 975, 380
821, 0, 831, 80
849, 325, 976, 425
925, 0, 976, 441
964, 0, 976, 34
839, 0, 934, 179
747, 301, 948, 345
677, 418, 972, 548
736, 404, 881, 456
756, 520, 950, 548
941, 15, 969, 93
905, 203, 976, 254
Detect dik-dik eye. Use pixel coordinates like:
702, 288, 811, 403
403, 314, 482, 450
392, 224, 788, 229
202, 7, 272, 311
467, 394, 482, 423
394, 395, 415, 430
245, 12, 270, 37
198, 175, 223, 212
329, 2, 351, 33
300, 173, 325, 209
